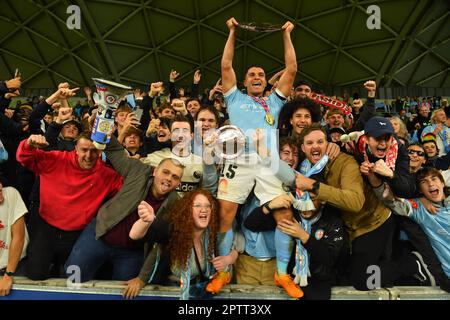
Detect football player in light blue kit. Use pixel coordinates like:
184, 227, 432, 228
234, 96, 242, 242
206, 16, 300, 297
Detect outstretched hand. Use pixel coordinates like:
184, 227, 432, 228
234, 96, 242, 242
56, 107, 73, 124
169, 70, 179, 82
122, 277, 145, 300
193, 70, 202, 84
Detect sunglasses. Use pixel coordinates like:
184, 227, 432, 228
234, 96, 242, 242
408, 149, 425, 157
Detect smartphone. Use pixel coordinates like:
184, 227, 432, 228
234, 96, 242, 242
134, 108, 144, 121
126, 93, 136, 110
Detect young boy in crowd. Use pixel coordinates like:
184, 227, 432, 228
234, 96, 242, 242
373, 167, 450, 291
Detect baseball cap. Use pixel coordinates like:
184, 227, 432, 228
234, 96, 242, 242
364, 116, 394, 138
329, 127, 346, 135
62, 119, 82, 132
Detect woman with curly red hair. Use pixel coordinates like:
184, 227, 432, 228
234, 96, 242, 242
123, 189, 236, 299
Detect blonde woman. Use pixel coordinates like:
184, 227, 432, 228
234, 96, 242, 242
421, 108, 450, 156
389, 115, 409, 144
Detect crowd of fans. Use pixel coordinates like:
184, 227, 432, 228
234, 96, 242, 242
0, 17, 449, 300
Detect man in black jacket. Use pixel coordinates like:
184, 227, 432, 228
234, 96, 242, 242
244, 196, 346, 300
356, 116, 416, 199
407, 103, 431, 137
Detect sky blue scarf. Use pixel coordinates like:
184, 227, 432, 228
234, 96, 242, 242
294, 210, 322, 287
293, 155, 328, 211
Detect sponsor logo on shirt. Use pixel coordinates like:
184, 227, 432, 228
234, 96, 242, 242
239, 103, 265, 113
176, 181, 200, 193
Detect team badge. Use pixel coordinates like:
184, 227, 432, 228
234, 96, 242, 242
408, 199, 418, 209
315, 229, 324, 240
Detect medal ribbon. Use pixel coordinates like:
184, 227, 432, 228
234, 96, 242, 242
250, 96, 271, 115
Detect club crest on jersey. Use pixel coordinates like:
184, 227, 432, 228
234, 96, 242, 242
408, 199, 418, 209
315, 229, 324, 240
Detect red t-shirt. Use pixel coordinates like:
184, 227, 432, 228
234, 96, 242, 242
16, 140, 123, 231
102, 192, 164, 249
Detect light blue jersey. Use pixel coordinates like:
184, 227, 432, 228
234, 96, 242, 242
374, 185, 450, 277
224, 86, 286, 153
421, 124, 450, 155
406, 199, 450, 276
389, 197, 450, 277
239, 194, 276, 259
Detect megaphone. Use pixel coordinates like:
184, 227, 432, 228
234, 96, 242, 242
91, 78, 132, 150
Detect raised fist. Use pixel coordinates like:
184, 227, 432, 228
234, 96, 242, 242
282, 21, 294, 33
58, 82, 70, 90
226, 17, 238, 31
5, 77, 21, 90
169, 70, 179, 82
364, 80, 376, 98
353, 98, 363, 109
373, 159, 394, 179
27, 135, 49, 149
150, 82, 163, 97
137, 201, 155, 224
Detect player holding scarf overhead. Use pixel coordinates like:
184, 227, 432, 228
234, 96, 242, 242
206, 17, 298, 295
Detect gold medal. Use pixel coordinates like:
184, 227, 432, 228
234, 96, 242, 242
265, 113, 275, 126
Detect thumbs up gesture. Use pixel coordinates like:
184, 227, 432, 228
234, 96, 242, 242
359, 154, 374, 176
137, 201, 155, 224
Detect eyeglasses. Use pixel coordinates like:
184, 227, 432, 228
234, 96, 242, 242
193, 204, 212, 210
408, 149, 425, 157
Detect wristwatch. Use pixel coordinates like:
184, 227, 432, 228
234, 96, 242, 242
263, 201, 272, 214
4, 270, 14, 277
311, 181, 320, 194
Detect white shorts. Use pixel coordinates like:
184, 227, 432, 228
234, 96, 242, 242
217, 154, 288, 205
